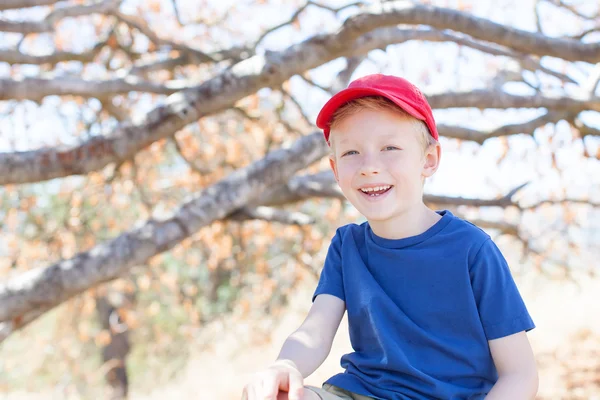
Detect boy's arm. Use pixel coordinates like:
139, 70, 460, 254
276, 293, 345, 378
485, 331, 539, 400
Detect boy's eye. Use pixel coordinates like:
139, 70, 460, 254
383, 146, 400, 151
341, 150, 358, 157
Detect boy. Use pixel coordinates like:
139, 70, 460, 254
241, 74, 538, 400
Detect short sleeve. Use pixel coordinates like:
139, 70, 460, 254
470, 239, 535, 340
312, 228, 345, 302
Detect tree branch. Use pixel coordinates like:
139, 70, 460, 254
228, 206, 315, 225
331, 56, 366, 93
344, 2, 600, 63
0, 40, 107, 66
0, 76, 189, 101
0, 0, 121, 34
432, 31, 576, 84
127, 55, 189, 76
298, 74, 334, 94
0, 132, 328, 341
280, 86, 314, 127
170, 135, 212, 175
0, 0, 60, 11
567, 25, 600, 41
0, 307, 47, 343
573, 118, 600, 140
253, 0, 364, 48
541, 0, 600, 21
467, 218, 520, 237
99, 97, 129, 122
437, 111, 573, 144
251, 170, 344, 206
342, 27, 576, 84
127, 46, 252, 78
427, 90, 600, 112
110, 10, 217, 64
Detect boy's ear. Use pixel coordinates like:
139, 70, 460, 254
329, 155, 340, 182
422, 142, 441, 178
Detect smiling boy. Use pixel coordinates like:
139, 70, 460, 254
241, 74, 538, 400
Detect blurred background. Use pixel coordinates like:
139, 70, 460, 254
0, 0, 599, 399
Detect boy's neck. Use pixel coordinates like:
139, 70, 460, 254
367, 204, 442, 240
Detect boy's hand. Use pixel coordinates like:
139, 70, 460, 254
242, 359, 304, 400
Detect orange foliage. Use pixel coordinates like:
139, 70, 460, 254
95, 330, 112, 347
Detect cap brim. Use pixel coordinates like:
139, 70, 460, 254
316, 87, 426, 140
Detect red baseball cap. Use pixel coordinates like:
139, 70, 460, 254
316, 74, 438, 143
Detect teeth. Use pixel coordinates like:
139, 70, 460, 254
360, 185, 391, 193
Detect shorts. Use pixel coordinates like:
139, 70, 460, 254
306, 384, 376, 400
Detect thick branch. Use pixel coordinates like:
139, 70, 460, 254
522, 197, 600, 209
0, 133, 328, 340
0, 76, 187, 101
437, 111, 572, 144
350, 27, 575, 84
466, 219, 519, 237
344, 2, 600, 63
0, 0, 60, 11
228, 206, 315, 225
0, 0, 121, 34
252, 171, 345, 206
427, 91, 600, 112
0, 41, 106, 66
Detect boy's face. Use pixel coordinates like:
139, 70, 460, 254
329, 108, 440, 226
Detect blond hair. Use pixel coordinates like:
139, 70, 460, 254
328, 96, 437, 153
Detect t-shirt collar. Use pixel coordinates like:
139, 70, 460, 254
367, 210, 454, 249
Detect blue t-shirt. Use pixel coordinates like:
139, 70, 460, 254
313, 210, 535, 400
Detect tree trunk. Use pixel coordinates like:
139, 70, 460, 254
95, 294, 132, 400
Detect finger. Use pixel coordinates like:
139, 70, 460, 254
260, 374, 279, 400
245, 384, 257, 400
286, 372, 304, 400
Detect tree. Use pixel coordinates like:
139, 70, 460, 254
0, 0, 598, 397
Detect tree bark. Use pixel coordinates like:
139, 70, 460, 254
96, 295, 131, 400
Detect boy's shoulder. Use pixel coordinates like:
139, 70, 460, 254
449, 214, 493, 242
335, 220, 369, 235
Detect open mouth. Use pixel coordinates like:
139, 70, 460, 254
359, 185, 393, 197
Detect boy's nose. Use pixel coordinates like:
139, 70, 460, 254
360, 166, 380, 176
359, 158, 382, 176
